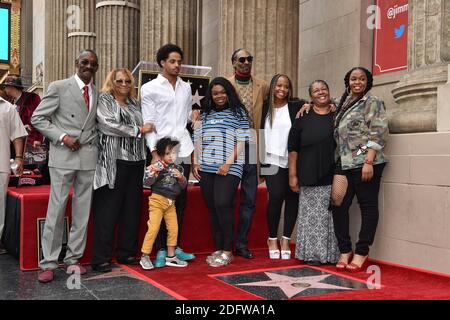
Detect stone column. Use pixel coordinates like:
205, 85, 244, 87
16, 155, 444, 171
96, 0, 140, 86
218, 0, 299, 88
67, 0, 96, 76
140, 0, 198, 65
44, 0, 70, 89
391, 0, 450, 133
20, 0, 33, 84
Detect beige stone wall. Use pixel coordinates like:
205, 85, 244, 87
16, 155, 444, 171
355, 132, 450, 275
298, 0, 450, 275
298, 0, 373, 100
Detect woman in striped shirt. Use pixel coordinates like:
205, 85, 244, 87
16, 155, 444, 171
192, 77, 250, 267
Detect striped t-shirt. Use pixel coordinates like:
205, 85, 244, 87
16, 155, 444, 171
194, 107, 250, 178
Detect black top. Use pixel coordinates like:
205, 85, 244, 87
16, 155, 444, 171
144, 164, 187, 200
287, 109, 335, 186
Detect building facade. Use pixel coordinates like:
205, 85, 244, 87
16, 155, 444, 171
3, 0, 450, 274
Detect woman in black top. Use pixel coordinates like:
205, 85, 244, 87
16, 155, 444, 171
288, 80, 339, 265
260, 74, 303, 260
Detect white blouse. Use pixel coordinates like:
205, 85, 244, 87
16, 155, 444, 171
264, 104, 291, 169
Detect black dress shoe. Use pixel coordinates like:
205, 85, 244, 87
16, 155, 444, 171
235, 247, 254, 259
92, 263, 112, 273
116, 257, 140, 265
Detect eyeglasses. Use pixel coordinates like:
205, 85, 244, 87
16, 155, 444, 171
114, 79, 132, 86
79, 59, 99, 68
237, 56, 254, 63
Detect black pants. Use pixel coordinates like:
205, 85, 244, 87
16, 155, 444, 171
236, 164, 258, 250
91, 160, 145, 265
200, 172, 240, 252
332, 163, 385, 256
265, 167, 299, 239
154, 160, 191, 251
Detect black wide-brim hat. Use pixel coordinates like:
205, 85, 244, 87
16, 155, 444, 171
1, 75, 26, 89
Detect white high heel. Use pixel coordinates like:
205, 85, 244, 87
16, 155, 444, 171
280, 237, 292, 260
281, 250, 291, 260
267, 238, 280, 259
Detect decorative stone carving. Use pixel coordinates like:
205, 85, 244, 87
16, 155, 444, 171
391, 0, 450, 133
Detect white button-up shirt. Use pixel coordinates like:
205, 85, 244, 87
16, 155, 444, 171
74, 74, 94, 110
141, 74, 194, 158
0, 98, 28, 173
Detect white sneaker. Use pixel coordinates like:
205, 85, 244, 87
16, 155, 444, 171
166, 256, 188, 268
140, 255, 154, 270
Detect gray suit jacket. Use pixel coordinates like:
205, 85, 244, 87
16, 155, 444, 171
32, 76, 98, 171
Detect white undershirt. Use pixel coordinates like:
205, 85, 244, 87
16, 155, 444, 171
264, 104, 291, 169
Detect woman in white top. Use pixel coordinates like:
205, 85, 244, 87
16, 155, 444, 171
260, 74, 304, 260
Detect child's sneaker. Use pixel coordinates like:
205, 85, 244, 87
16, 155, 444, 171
166, 256, 188, 268
154, 249, 167, 268
140, 254, 154, 270
175, 247, 196, 261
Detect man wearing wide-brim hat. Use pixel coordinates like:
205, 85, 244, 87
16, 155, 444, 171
2, 75, 43, 148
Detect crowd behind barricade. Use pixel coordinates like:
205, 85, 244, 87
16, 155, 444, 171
0, 43, 388, 283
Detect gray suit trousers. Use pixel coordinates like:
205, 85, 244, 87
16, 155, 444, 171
39, 167, 94, 270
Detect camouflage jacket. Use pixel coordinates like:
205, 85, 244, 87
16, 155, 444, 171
334, 93, 389, 170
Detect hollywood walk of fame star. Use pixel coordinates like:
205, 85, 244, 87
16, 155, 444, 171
84, 267, 142, 282
192, 90, 205, 107
238, 272, 354, 299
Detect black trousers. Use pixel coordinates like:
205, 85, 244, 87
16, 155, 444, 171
332, 163, 385, 256
200, 172, 240, 252
91, 160, 145, 265
154, 160, 191, 251
265, 167, 299, 239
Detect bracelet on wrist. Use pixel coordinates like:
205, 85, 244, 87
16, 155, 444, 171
364, 159, 374, 166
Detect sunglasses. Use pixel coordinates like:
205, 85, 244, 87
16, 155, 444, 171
114, 79, 132, 85
79, 59, 99, 67
237, 56, 254, 63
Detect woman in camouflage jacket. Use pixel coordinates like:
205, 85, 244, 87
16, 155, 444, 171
332, 67, 388, 273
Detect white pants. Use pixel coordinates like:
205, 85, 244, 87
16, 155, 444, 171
0, 172, 10, 240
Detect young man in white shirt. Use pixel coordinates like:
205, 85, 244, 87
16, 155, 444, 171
141, 44, 199, 268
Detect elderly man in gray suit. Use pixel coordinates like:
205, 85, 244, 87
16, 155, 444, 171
32, 49, 99, 283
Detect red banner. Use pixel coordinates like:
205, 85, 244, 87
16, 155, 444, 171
373, 0, 408, 76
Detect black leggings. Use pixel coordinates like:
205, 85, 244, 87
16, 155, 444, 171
332, 164, 385, 256
200, 171, 240, 252
92, 160, 145, 265
265, 167, 299, 239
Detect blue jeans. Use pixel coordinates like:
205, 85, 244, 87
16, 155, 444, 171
235, 164, 258, 250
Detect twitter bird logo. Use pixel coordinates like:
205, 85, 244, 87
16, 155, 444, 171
395, 25, 405, 39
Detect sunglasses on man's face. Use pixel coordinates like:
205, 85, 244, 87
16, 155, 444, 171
237, 56, 254, 64
79, 59, 99, 68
